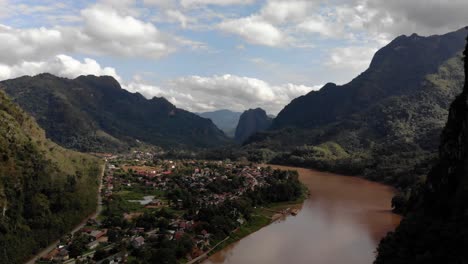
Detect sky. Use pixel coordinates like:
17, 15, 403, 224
0, 0, 467, 114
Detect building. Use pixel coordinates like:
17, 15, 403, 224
131, 236, 145, 248
86, 240, 100, 250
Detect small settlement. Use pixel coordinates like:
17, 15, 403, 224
38, 150, 303, 264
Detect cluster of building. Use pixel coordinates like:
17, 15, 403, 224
38, 154, 278, 263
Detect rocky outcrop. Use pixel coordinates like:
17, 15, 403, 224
235, 108, 272, 143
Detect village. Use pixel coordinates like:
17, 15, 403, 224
37, 151, 304, 264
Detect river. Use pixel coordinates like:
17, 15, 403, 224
204, 165, 402, 264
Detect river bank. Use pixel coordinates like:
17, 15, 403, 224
189, 185, 308, 264
204, 165, 401, 264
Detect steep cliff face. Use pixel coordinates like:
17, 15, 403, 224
375, 35, 468, 264
235, 108, 272, 143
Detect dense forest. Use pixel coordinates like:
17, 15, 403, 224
374, 35, 468, 264
239, 28, 468, 190
0, 91, 102, 263
0, 74, 229, 152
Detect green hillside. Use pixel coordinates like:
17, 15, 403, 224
0, 74, 230, 152
245, 28, 467, 189
375, 35, 468, 264
0, 90, 102, 263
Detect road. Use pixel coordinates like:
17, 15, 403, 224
25, 162, 106, 264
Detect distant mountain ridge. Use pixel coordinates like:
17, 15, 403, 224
0, 74, 230, 152
246, 27, 468, 188
273, 28, 468, 130
198, 109, 242, 137
235, 108, 272, 143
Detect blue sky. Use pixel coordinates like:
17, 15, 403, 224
0, 0, 467, 114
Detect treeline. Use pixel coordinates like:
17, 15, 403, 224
194, 139, 434, 191
270, 141, 436, 189
196, 169, 303, 240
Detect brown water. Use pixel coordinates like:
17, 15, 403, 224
204, 166, 401, 264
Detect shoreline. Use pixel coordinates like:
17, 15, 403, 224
199, 186, 309, 264
199, 164, 401, 264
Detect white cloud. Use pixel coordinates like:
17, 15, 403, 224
0, 3, 200, 65
260, 0, 315, 24
325, 46, 378, 73
0, 25, 66, 64
298, 17, 344, 38
219, 16, 286, 46
0, 0, 8, 18
363, 0, 468, 36
217, 0, 316, 47
79, 4, 175, 58
180, 0, 255, 8
0, 55, 121, 82
128, 74, 319, 114
165, 9, 192, 28
0, 50, 318, 114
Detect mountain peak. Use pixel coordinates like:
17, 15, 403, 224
235, 107, 272, 144
0, 74, 230, 150
273, 27, 468, 130
75, 74, 121, 88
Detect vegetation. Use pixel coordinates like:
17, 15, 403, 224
0, 74, 230, 152
97, 158, 304, 264
0, 91, 102, 263
374, 35, 468, 264
241, 28, 467, 190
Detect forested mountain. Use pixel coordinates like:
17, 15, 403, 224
375, 35, 468, 264
273, 28, 467, 130
0, 91, 102, 263
0, 74, 229, 152
235, 108, 272, 143
245, 28, 468, 188
198, 109, 242, 137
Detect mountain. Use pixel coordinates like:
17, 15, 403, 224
245, 27, 468, 188
273, 28, 467, 130
0, 90, 102, 263
235, 108, 272, 143
198, 109, 242, 137
0, 74, 229, 152
375, 35, 468, 264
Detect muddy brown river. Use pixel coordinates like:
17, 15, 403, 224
204, 165, 401, 264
